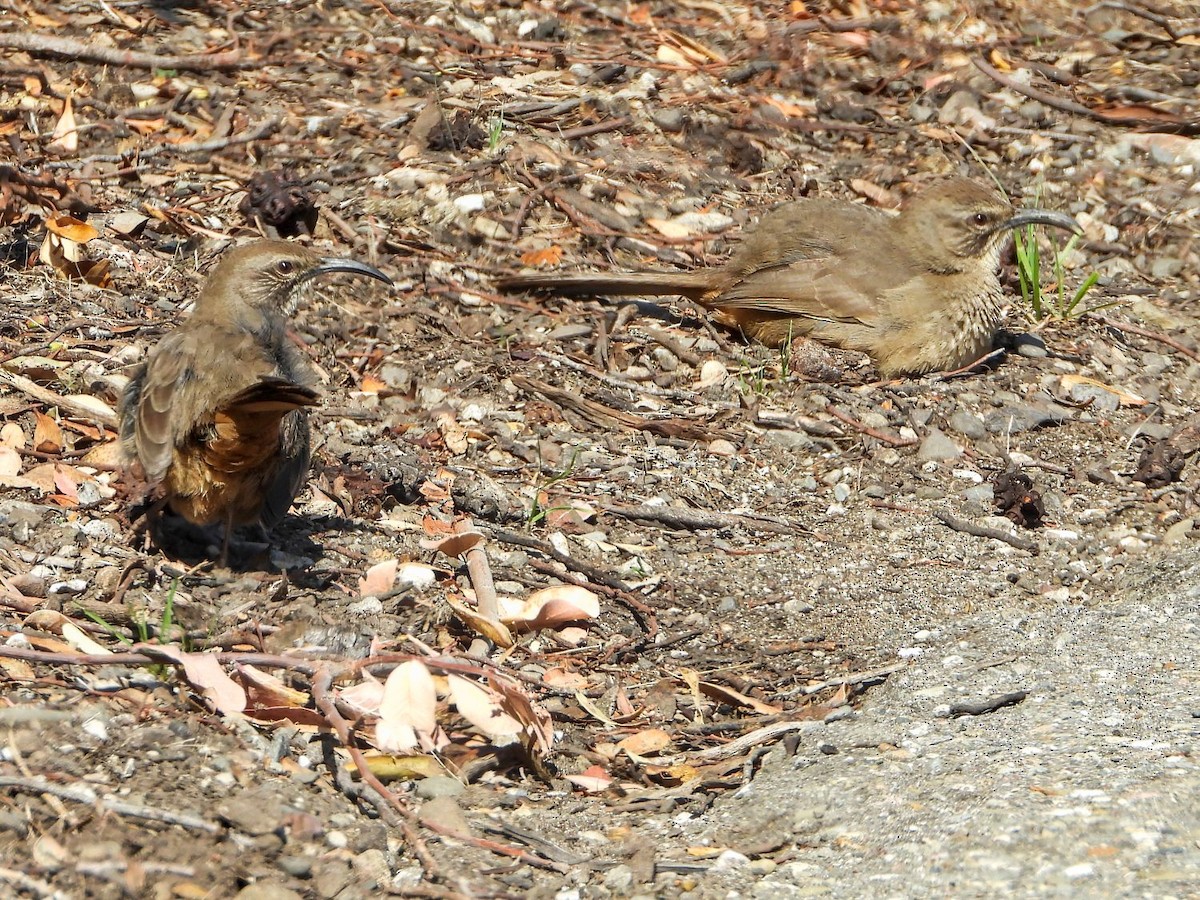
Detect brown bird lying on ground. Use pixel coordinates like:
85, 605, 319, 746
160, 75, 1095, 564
497, 178, 1081, 377
119, 240, 392, 562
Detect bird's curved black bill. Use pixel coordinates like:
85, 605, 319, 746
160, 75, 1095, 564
310, 258, 394, 287
996, 209, 1081, 235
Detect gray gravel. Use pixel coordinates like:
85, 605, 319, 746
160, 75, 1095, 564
686, 542, 1200, 898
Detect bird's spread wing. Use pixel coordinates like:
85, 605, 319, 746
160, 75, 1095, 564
205, 379, 318, 475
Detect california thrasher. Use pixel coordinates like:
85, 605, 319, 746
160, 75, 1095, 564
497, 178, 1081, 376
119, 240, 391, 561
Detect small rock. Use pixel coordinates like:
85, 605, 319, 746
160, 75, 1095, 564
918, 428, 962, 461
708, 439, 737, 457
414, 776, 465, 800
1068, 383, 1120, 413
418, 796, 473, 839
351, 848, 390, 889
235, 884, 304, 900
276, 856, 313, 878
604, 865, 636, 893
985, 401, 1070, 434
948, 409, 987, 439
651, 108, 685, 132
216, 791, 283, 837
1163, 518, 1194, 544
764, 430, 813, 450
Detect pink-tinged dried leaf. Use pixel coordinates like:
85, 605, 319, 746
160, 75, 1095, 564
448, 674, 522, 740
497, 583, 600, 631
23, 609, 70, 633
358, 559, 397, 597
419, 530, 484, 557
0, 446, 21, 478
445, 595, 513, 647
52, 465, 81, 501
556, 626, 589, 647
698, 681, 783, 715
47, 95, 78, 155
376, 660, 439, 753
338, 678, 385, 717
151, 646, 246, 714
617, 728, 672, 757
33, 412, 63, 454
565, 766, 613, 793
1, 422, 26, 449
239, 664, 309, 708
542, 667, 591, 690
490, 673, 555, 754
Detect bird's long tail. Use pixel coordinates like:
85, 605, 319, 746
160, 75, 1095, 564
496, 271, 713, 301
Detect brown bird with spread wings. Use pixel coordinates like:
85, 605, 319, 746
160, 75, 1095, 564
119, 240, 391, 562
497, 178, 1080, 377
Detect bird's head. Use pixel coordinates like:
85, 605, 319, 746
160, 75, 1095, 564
898, 178, 1080, 274
194, 240, 392, 327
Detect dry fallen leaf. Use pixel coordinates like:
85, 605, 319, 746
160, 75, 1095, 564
33, 411, 63, 454
448, 674, 522, 740
47, 95, 78, 155
519, 245, 563, 267
44, 214, 98, 244
151, 646, 247, 715
617, 728, 672, 757
420, 530, 485, 558
358, 558, 398, 597
445, 594, 514, 647
497, 584, 601, 631
376, 660, 440, 753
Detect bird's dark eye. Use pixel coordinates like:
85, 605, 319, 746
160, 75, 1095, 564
971, 212, 990, 226
276, 259, 295, 275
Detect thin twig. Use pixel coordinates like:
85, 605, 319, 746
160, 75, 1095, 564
0, 367, 118, 428
599, 502, 809, 537
824, 404, 916, 446
933, 510, 1039, 554
1097, 315, 1200, 362
0, 32, 254, 71
0, 776, 220, 832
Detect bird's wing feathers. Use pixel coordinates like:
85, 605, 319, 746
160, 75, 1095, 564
712, 258, 885, 326
134, 329, 310, 484
134, 332, 199, 483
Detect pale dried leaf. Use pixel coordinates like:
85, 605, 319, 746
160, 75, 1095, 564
47, 95, 78, 154
617, 728, 672, 757
152, 646, 246, 714
358, 558, 398, 597
33, 412, 63, 454
376, 660, 439, 753
1, 423, 26, 449
496, 584, 600, 630
419, 531, 484, 557
445, 594, 513, 647
448, 674, 522, 740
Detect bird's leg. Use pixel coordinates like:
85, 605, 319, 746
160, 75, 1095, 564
218, 511, 235, 568
131, 496, 169, 551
